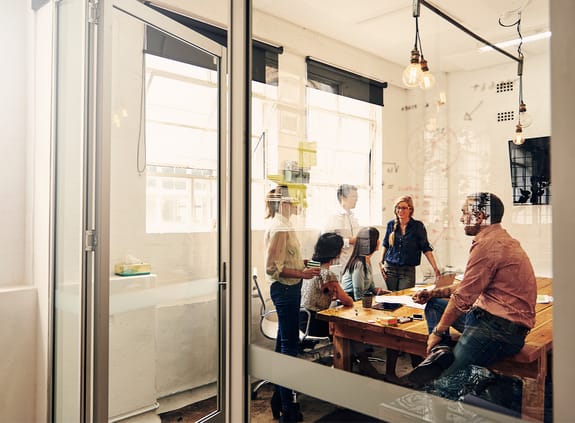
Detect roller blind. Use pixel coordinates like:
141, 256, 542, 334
144, 2, 281, 85
306, 57, 387, 106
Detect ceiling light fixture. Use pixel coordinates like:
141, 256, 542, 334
478, 31, 551, 52
402, 0, 435, 90
415, 0, 531, 145
499, 11, 530, 145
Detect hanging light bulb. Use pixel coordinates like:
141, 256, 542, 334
419, 57, 436, 90
513, 123, 525, 145
402, 48, 423, 87
518, 102, 533, 127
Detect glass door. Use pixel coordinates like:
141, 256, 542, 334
53, 0, 228, 421
104, 2, 227, 422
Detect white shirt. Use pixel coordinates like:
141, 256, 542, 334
323, 205, 360, 267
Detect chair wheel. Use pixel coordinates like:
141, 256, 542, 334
251, 390, 258, 400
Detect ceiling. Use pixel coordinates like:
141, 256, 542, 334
253, 0, 550, 73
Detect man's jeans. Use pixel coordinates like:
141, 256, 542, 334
270, 281, 302, 413
424, 298, 527, 377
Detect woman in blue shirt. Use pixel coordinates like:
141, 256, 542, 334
380, 195, 441, 291
341, 226, 387, 300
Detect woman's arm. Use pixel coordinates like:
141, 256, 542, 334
266, 231, 319, 280
379, 246, 388, 279
423, 251, 441, 279
325, 281, 354, 307
351, 262, 367, 300
266, 231, 287, 280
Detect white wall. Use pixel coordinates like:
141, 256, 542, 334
0, 288, 37, 423
445, 53, 552, 276
0, 2, 52, 422
0, 0, 27, 288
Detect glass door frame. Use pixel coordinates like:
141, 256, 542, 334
90, 0, 229, 421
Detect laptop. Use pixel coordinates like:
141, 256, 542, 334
435, 273, 456, 288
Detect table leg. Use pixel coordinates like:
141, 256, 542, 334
332, 335, 352, 371
521, 377, 545, 422
386, 348, 399, 379
520, 352, 548, 422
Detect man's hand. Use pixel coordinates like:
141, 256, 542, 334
412, 289, 433, 304
426, 333, 442, 354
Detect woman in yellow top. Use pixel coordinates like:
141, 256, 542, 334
264, 185, 320, 422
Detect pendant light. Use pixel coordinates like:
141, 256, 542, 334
402, 0, 435, 90
419, 58, 436, 90
514, 123, 525, 145
502, 11, 530, 145
402, 47, 423, 88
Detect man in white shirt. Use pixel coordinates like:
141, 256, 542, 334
323, 184, 360, 273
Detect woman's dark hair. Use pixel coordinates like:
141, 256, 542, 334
312, 232, 344, 264
342, 226, 380, 277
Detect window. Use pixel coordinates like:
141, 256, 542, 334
143, 18, 281, 233
251, 81, 279, 228
304, 59, 385, 228
145, 54, 219, 233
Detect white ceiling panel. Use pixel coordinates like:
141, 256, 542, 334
254, 0, 550, 73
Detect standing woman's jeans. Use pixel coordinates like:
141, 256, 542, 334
270, 280, 302, 418
384, 264, 416, 291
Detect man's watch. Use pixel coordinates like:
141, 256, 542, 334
432, 326, 449, 337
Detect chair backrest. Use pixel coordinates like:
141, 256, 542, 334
253, 274, 279, 340
252, 274, 331, 353
252, 274, 267, 316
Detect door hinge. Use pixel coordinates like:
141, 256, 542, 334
85, 230, 97, 251
88, 0, 100, 25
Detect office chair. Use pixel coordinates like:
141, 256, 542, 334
251, 274, 332, 399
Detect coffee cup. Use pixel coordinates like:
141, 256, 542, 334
362, 292, 374, 308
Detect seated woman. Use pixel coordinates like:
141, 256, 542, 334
300, 232, 354, 337
340, 226, 389, 378
341, 226, 388, 300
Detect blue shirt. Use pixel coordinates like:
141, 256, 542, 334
382, 218, 433, 267
340, 260, 376, 301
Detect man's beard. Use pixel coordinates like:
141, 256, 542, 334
464, 224, 481, 236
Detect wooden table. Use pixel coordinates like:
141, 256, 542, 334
317, 277, 553, 422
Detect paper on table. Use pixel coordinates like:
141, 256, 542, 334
374, 295, 425, 310
537, 294, 553, 304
